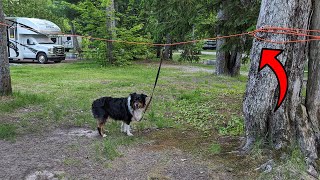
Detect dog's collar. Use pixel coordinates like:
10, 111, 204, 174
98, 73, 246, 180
127, 96, 134, 115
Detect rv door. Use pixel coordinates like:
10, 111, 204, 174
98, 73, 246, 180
8, 25, 20, 59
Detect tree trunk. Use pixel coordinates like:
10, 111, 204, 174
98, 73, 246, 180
156, 46, 161, 58
163, 33, 171, 60
216, 37, 228, 74
216, 39, 241, 76
215, 4, 241, 76
106, 0, 115, 64
307, 0, 320, 147
0, 0, 12, 96
243, 0, 317, 172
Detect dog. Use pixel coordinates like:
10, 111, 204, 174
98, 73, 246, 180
91, 93, 148, 137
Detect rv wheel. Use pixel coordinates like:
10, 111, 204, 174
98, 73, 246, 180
37, 53, 48, 64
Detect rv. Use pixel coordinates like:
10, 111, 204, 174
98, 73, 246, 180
53, 35, 82, 52
6, 17, 66, 64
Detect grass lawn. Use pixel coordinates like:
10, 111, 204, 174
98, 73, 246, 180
2, 60, 246, 136
1, 60, 309, 179
0, 60, 246, 152
0, 60, 250, 168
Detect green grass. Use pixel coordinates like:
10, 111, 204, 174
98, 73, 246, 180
0, 91, 47, 113
0, 123, 17, 140
93, 121, 143, 161
259, 147, 309, 179
209, 143, 221, 154
2, 59, 247, 147
217, 116, 244, 136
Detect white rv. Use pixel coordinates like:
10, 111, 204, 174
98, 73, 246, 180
53, 35, 82, 52
6, 17, 66, 64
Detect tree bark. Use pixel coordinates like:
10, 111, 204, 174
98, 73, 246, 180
216, 37, 228, 74
106, 0, 116, 64
243, 0, 315, 161
156, 46, 161, 58
0, 0, 12, 96
163, 33, 171, 60
307, 0, 320, 147
215, 4, 241, 76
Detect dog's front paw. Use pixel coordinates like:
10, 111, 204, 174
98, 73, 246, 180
126, 132, 134, 136
102, 134, 107, 138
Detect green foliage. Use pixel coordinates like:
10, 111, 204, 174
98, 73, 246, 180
178, 43, 203, 63
142, 0, 216, 59
215, 0, 261, 54
0, 123, 16, 140
2, 0, 260, 65
71, 0, 153, 66
217, 116, 244, 136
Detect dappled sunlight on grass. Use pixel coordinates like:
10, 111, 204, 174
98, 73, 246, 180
6, 60, 247, 137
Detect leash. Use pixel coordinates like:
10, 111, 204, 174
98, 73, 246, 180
142, 58, 164, 119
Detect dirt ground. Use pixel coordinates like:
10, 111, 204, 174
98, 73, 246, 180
0, 125, 255, 180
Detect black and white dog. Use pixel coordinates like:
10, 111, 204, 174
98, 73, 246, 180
91, 93, 148, 137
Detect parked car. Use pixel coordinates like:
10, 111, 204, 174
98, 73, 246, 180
203, 40, 216, 50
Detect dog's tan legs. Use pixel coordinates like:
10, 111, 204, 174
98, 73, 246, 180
97, 120, 107, 138
101, 122, 107, 138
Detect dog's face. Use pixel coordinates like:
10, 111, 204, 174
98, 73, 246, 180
130, 93, 148, 110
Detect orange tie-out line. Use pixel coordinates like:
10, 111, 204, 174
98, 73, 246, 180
1, 21, 320, 46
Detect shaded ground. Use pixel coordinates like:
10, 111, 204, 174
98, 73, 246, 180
0, 127, 254, 180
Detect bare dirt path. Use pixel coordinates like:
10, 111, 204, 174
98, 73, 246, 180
0, 127, 241, 180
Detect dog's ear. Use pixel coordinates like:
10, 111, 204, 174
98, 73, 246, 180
130, 92, 137, 97
142, 94, 148, 98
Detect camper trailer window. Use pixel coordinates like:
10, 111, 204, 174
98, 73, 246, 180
51, 38, 57, 43
27, 39, 35, 45
9, 28, 14, 39
67, 37, 71, 41
36, 36, 54, 44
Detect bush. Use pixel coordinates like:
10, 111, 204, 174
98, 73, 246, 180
81, 25, 154, 66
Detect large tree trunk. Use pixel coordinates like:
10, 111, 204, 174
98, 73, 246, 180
215, 4, 241, 76
0, 1, 12, 96
106, 0, 116, 64
307, 0, 320, 147
243, 0, 317, 170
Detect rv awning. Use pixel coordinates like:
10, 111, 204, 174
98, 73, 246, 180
7, 17, 62, 35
